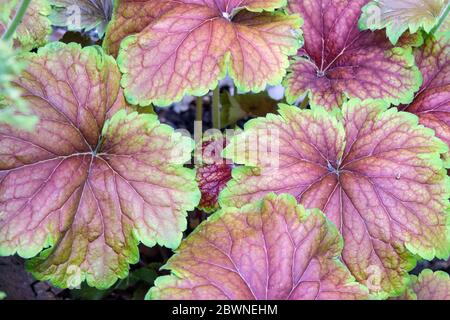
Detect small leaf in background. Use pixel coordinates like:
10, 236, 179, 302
148, 194, 369, 300
221, 91, 279, 128
397, 269, 450, 300
0, 41, 38, 131
360, 0, 448, 45
195, 135, 233, 213
403, 34, 450, 165
49, 0, 113, 38
117, 0, 302, 106
0, 0, 52, 51
284, 0, 421, 111
220, 100, 450, 297
0, 291, 6, 300
0, 42, 200, 289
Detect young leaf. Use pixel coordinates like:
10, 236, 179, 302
103, 0, 175, 57
404, 34, 450, 165
397, 269, 450, 300
0, 0, 52, 51
195, 135, 232, 213
49, 0, 114, 38
117, 0, 302, 106
360, 0, 448, 45
220, 100, 450, 296
284, 0, 421, 111
0, 43, 200, 289
148, 193, 369, 300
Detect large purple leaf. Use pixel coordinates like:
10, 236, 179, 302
220, 100, 450, 297
0, 43, 200, 289
115, 0, 302, 106
284, 0, 422, 110
404, 34, 450, 165
148, 193, 369, 300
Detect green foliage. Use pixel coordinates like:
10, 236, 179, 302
0, 40, 37, 130
0, 0, 449, 301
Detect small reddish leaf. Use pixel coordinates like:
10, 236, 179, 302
360, 0, 448, 45
220, 100, 450, 296
117, 0, 302, 106
195, 136, 232, 213
284, 0, 422, 110
0, 43, 200, 289
148, 193, 369, 300
0, 0, 52, 51
397, 269, 450, 300
404, 34, 450, 165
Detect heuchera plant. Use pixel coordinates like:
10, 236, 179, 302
0, 43, 199, 288
284, 0, 422, 110
403, 34, 450, 164
220, 100, 450, 296
0, 0, 449, 301
114, 0, 302, 106
149, 193, 369, 300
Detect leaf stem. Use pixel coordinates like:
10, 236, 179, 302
212, 86, 221, 129
196, 96, 203, 122
299, 95, 310, 109
431, 1, 450, 35
1, 0, 31, 42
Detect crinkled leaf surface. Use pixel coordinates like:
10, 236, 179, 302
220, 100, 450, 296
117, 0, 302, 107
148, 193, 369, 300
195, 136, 232, 213
49, 0, 114, 37
404, 34, 450, 165
398, 269, 450, 300
284, 0, 421, 110
0, 43, 200, 289
103, 0, 175, 57
360, 0, 448, 45
0, 0, 52, 51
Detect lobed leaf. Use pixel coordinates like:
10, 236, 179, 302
49, 0, 114, 38
284, 0, 422, 111
148, 193, 369, 300
103, 0, 176, 57
360, 0, 448, 45
397, 269, 450, 300
195, 135, 232, 213
116, 0, 302, 107
404, 34, 450, 165
220, 100, 450, 297
0, 43, 200, 289
0, 0, 52, 51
